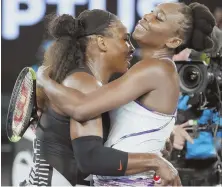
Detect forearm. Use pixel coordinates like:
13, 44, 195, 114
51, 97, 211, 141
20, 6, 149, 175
72, 136, 160, 176
43, 78, 84, 120
126, 153, 159, 175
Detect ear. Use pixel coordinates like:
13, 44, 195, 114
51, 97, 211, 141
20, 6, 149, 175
166, 37, 183, 49
96, 35, 107, 52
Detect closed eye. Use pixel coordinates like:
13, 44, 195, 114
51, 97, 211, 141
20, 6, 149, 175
156, 12, 164, 21
124, 33, 131, 41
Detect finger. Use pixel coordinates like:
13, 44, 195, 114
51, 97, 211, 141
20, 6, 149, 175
170, 132, 174, 143
40, 65, 50, 70
165, 140, 173, 152
173, 175, 182, 186
177, 175, 182, 186
37, 66, 50, 74
172, 175, 181, 187
180, 95, 190, 105
180, 129, 194, 144
159, 179, 168, 186
43, 66, 50, 72
161, 150, 170, 159
173, 143, 184, 150
174, 140, 185, 147
37, 110, 42, 117
180, 121, 190, 128
183, 127, 193, 130
184, 48, 192, 55
174, 135, 187, 146
178, 95, 184, 102
165, 142, 172, 151
172, 179, 177, 186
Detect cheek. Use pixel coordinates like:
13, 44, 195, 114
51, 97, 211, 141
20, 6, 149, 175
111, 43, 128, 70
151, 24, 170, 36
151, 19, 177, 35
147, 25, 174, 45
112, 42, 128, 58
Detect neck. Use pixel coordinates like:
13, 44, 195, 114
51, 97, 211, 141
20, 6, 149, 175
140, 47, 174, 60
86, 58, 112, 85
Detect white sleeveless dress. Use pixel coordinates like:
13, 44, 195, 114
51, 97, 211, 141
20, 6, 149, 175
93, 58, 177, 186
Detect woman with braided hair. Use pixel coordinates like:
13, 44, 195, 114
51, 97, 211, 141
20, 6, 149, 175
37, 2, 216, 186
23, 10, 137, 186
24, 9, 181, 187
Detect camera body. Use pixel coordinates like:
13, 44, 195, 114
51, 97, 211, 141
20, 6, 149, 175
176, 56, 222, 109
176, 60, 210, 94
172, 56, 222, 186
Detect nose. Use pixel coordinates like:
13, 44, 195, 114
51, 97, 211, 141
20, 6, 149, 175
129, 42, 135, 55
143, 13, 154, 22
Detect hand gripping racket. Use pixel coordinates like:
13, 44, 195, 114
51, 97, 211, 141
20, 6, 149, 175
6, 67, 38, 142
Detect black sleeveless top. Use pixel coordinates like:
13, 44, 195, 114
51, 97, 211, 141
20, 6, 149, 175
35, 67, 110, 186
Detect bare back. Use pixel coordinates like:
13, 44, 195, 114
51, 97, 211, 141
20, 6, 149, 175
51, 71, 104, 139
138, 59, 180, 114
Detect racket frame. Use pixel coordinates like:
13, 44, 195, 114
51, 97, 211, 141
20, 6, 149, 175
6, 67, 38, 142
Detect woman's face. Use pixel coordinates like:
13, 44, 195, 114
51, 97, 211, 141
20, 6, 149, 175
132, 3, 185, 49
104, 21, 135, 74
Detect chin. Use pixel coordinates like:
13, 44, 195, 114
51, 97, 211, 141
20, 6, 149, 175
132, 30, 145, 44
117, 68, 127, 74
132, 30, 138, 40
117, 66, 129, 74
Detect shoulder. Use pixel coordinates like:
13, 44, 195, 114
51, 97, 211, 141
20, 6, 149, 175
62, 72, 102, 94
129, 58, 175, 78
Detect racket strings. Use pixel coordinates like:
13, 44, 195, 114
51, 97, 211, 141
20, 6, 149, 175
12, 72, 33, 134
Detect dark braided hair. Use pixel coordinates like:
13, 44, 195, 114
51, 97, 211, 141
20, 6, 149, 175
177, 2, 216, 52
37, 10, 118, 109
43, 10, 118, 84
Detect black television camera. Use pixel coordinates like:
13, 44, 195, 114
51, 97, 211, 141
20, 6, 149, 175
176, 54, 222, 109
171, 54, 222, 186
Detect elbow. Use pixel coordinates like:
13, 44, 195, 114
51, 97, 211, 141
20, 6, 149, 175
71, 106, 88, 122
76, 157, 94, 174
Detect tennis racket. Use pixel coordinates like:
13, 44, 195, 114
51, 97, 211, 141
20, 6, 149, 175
6, 67, 38, 143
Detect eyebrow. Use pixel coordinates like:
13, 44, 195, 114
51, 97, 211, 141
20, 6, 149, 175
123, 33, 130, 39
156, 8, 167, 18
126, 33, 130, 38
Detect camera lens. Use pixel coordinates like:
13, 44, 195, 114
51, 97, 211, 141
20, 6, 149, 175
177, 62, 209, 94
182, 66, 201, 89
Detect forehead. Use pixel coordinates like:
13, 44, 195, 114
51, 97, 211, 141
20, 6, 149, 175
157, 3, 185, 29
157, 3, 183, 14
110, 20, 128, 38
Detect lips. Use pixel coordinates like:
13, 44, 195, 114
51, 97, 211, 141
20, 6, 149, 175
137, 20, 149, 31
127, 54, 133, 61
127, 55, 133, 60
126, 55, 133, 68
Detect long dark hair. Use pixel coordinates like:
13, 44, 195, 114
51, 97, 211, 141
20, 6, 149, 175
37, 10, 118, 109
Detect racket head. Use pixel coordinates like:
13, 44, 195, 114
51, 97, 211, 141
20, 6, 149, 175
6, 67, 37, 143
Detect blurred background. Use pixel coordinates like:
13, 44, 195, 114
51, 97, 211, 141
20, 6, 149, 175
1, 0, 222, 186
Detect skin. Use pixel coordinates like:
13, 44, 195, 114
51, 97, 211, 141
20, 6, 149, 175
38, 3, 189, 185
38, 19, 181, 186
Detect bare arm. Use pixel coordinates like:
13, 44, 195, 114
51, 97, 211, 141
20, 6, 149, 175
62, 72, 180, 185
39, 59, 166, 121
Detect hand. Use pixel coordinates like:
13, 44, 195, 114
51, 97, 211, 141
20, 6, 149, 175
178, 94, 192, 111
155, 156, 181, 186
172, 48, 191, 61
36, 66, 50, 87
173, 122, 194, 150
29, 109, 42, 134
212, 112, 222, 125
